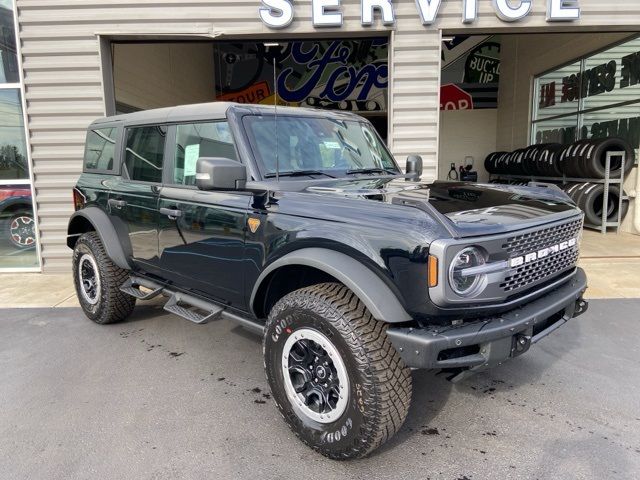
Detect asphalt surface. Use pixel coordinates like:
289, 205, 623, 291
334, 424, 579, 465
0, 299, 639, 480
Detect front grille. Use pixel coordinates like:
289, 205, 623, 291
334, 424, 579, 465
500, 248, 579, 292
502, 218, 583, 257
429, 215, 583, 306
498, 217, 582, 292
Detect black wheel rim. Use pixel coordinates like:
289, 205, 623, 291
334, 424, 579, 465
78, 253, 100, 305
282, 328, 349, 423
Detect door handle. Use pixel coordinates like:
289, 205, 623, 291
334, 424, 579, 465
108, 198, 127, 209
160, 207, 182, 220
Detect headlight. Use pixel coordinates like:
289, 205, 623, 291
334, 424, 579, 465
448, 246, 487, 297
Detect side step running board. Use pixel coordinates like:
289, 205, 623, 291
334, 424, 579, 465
163, 292, 223, 325
120, 275, 265, 335
120, 277, 163, 300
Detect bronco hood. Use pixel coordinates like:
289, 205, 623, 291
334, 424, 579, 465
295, 177, 580, 238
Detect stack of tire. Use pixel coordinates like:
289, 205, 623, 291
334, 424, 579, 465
485, 137, 635, 227
485, 144, 566, 177
563, 182, 630, 227
485, 137, 635, 179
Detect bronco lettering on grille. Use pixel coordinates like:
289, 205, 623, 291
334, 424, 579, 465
509, 237, 577, 268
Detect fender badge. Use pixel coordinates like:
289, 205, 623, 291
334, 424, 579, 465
247, 217, 261, 234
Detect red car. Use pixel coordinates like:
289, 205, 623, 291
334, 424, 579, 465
0, 186, 35, 249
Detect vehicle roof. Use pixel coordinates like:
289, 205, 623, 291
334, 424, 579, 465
228, 103, 362, 121
90, 102, 235, 127
89, 102, 364, 128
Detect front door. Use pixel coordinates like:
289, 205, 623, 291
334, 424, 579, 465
108, 124, 167, 273
156, 121, 250, 308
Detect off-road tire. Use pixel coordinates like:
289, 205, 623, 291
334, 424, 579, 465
263, 282, 412, 460
72, 232, 135, 324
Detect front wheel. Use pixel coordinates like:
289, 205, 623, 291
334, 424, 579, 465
264, 283, 412, 460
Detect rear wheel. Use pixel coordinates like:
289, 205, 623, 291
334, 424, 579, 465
72, 232, 135, 324
264, 283, 412, 460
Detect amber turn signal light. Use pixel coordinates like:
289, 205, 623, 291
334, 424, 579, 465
428, 255, 438, 287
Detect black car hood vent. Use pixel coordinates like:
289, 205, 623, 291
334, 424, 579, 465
306, 183, 422, 197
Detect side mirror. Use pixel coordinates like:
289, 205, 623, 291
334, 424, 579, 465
196, 157, 247, 191
405, 155, 423, 181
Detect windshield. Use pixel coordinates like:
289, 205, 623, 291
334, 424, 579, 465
242, 115, 400, 178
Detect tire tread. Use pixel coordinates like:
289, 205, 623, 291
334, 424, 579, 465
266, 282, 412, 459
73, 232, 135, 324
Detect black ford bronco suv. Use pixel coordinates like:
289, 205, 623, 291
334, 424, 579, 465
67, 102, 588, 459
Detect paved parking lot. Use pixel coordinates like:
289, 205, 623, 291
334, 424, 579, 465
1, 299, 639, 480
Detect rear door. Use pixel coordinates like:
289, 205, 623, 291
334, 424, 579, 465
108, 124, 168, 273
157, 120, 251, 308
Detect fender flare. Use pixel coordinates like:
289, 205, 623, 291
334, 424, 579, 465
250, 248, 412, 323
67, 207, 132, 270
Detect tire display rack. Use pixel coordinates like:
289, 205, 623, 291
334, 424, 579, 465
491, 151, 629, 235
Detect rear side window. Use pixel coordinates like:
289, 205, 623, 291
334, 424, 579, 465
124, 125, 166, 183
84, 127, 117, 171
173, 122, 237, 186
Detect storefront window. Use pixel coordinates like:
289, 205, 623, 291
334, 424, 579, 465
0, 0, 19, 84
581, 103, 640, 147
0, 0, 39, 270
532, 36, 640, 152
582, 36, 640, 111
0, 89, 29, 179
0, 184, 38, 266
532, 114, 579, 145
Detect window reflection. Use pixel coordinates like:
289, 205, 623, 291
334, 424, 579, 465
0, 0, 19, 84
532, 36, 640, 151
0, 185, 38, 268
0, 1, 39, 269
0, 89, 29, 180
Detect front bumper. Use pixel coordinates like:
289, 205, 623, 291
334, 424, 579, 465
387, 268, 588, 374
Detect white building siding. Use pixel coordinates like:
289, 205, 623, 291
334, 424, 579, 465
14, 0, 640, 271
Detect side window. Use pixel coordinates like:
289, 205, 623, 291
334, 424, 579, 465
84, 127, 117, 171
173, 121, 237, 186
124, 125, 166, 183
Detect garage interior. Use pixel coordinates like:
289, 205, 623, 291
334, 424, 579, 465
108, 32, 639, 279
111, 38, 389, 139
436, 30, 640, 296
438, 31, 639, 236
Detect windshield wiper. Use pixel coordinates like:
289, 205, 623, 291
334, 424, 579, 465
346, 168, 398, 176
264, 170, 336, 179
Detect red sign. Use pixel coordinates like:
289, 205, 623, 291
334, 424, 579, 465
440, 84, 473, 110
